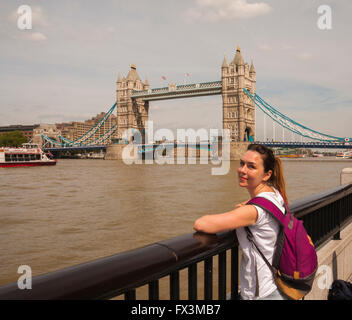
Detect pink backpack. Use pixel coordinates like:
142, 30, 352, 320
245, 196, 318, 300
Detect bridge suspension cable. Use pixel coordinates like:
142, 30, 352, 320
41, 134, 64, 146
58, 102, 117, 146
244, 89, 350, 142
41, 102, 118, 147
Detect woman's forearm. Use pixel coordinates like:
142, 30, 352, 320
193, 205, 258, 234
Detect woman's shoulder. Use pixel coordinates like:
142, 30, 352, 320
254, 188, 285, 213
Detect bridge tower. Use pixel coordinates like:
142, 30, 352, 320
116, 64, 149, 143
221, 45, 256, 143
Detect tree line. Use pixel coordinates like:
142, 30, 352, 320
0, 131, 28, 147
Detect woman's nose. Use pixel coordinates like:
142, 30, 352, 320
238, 165, 246, 174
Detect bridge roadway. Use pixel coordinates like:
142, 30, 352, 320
260, 141, 352, 149
43, 141, 352, 154
131, 81, 222, 101
44, 145, 107, 153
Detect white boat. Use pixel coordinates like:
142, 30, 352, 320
0, 143, 56, 167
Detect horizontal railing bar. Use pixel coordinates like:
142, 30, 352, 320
290, 184, 352, 218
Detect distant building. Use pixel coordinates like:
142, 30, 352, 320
33, 124, 61, 146
0, 124, 39, 142
57, 112, 118, 145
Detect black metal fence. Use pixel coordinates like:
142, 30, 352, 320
0, 184, 351, 300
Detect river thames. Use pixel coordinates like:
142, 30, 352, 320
1, 157, 351, 293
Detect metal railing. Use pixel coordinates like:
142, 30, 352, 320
290, 183, 352, 248
0, 184, 351, 300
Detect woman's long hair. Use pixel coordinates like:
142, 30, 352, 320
247, 144, 288, 204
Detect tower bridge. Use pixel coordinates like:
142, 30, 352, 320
110, 45, 256, 159
41, 45, 351, 158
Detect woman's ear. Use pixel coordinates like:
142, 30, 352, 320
263, 170, 272, 182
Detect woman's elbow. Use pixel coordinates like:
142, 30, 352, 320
194, 216, 215, 233
193, 217, 204, 232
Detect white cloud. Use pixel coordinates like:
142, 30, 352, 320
27, 32, 47, 41
185, 0, 272, 22
31, 6, 49, 27
297, 53, 313, 60
12, 31, 47, 41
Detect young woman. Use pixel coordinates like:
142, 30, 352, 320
193, 143, 289, 300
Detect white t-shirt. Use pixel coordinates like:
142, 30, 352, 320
236, 188, 285, 300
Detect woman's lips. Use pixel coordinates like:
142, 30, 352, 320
239, 176, 247, 181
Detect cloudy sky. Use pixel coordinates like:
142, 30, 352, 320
0, 0, 351, 140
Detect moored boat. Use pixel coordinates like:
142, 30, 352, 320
336, 152, 344, 158
0, 143, 56, 167
279, 154, 303, 158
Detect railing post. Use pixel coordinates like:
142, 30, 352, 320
148, 280, 159, 300
170, 271, 180, 300
333, 199, 342, 240
204, 257, 213, 300
231, 246, 239, 300
218, 252, 226, 300
188, 264, 197, 300
124, 289, 136, 300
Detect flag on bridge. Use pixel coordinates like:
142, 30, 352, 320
183, 72, 190, 85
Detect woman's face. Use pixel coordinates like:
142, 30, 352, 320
237, 150, 271, 190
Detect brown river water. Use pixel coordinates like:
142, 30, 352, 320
1, 157, 351, 296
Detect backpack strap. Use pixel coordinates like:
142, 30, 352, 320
247, 196, 294, 230
244, 196, 289, 277
245, 226, 277, 277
